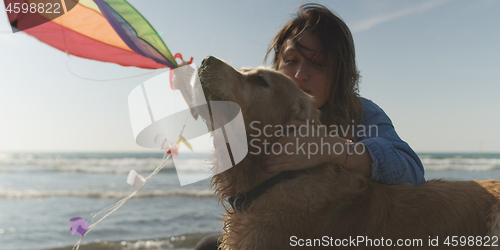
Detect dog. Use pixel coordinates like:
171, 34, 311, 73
197, 56, 500, 249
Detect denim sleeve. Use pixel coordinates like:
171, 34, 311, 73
356, 98, 426, 185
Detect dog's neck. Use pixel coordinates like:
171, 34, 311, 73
211, 156, 278, 200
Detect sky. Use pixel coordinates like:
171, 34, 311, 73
0, 0, 499, 153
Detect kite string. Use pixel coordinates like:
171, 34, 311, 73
71, 85, 192, 249
86, 190, 139, 232
87, 153, 171, 223
64, 56, 162, 82
72, 152, 172, 250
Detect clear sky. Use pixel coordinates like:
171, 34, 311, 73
0, 0, 499, 153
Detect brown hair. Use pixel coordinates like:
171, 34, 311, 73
266, 3, 362, 139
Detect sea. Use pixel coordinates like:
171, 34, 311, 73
1, 152, 500, 250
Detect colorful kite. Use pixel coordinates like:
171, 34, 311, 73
5, 0, 190, 69
5, 1, 200, 249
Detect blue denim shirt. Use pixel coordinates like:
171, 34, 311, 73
356, 97, 426, 185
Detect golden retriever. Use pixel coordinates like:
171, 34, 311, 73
197, 56, 500, 249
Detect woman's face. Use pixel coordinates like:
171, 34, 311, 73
278, 31, 330, 109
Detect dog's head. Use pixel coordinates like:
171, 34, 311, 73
198, 56, 319, 136
197, 56, 320, 196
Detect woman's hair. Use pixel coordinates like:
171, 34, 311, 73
266, 3, 363, 139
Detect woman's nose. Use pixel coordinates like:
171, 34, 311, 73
294, 61, 309, 82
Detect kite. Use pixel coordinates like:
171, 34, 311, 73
5, 0, 195, 151
5, 1, 201, 248
69, 217, 88, 237
5, 2, 247, 249
5, 0, 191, 69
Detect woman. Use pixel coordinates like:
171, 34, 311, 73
262, 3, 425, 185
195, 3, 425, 250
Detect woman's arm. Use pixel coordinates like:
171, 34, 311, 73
353, 97, 426, 185
263, 98, 425, 186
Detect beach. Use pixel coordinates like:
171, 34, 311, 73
1, 152, 500, 250
0, 152, 222, 250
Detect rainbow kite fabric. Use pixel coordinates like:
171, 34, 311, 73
7, 0, 178, 69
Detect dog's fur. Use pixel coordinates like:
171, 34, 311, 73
197, 56, 500, 249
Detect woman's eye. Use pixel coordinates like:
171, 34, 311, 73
283, 57, 297, 64
313, 62, 325, 68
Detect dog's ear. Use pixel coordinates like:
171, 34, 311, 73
291, 98, 312, 121
290, 97, 322, 125
310, 108, 321, 126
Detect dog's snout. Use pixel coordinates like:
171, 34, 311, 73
200, 56, 210, 67
201, 56, 218, 68
201, 56, 228, 70
199, 56, 228, 85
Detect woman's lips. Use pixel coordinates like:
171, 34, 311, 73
299, 86, 309, 92
298, 86, 312, 95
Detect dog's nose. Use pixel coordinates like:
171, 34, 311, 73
201, 56, 214, 66
199, 56, 219, 85
201, 56, 222, 68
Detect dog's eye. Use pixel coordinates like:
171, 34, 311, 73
257, 76, 268, 87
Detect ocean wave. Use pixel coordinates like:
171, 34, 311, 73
0, 188, 215, 199
0, 155, 169, 171
4, 153, 499, 173
47, 233, 214, 250
0, 153, 213, 174
422, 157, 500, 171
